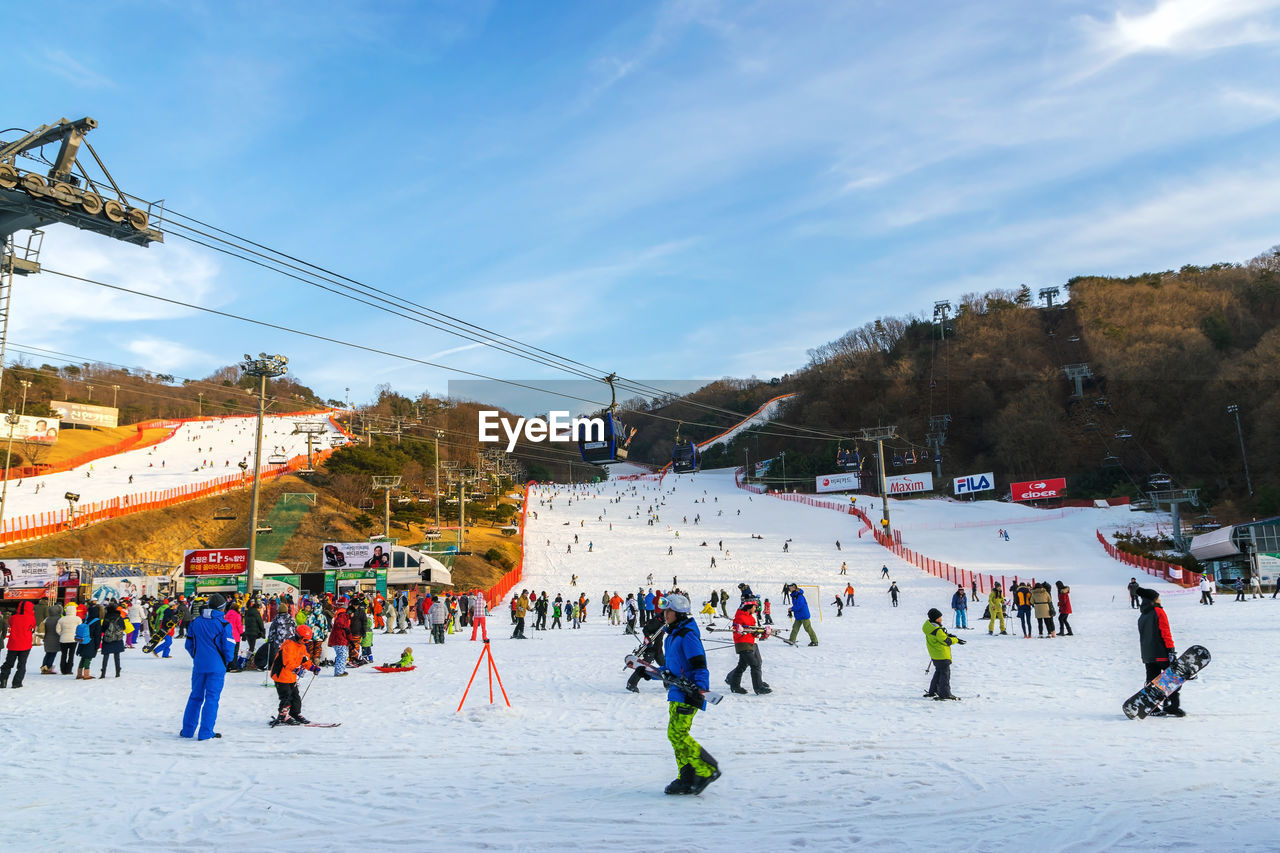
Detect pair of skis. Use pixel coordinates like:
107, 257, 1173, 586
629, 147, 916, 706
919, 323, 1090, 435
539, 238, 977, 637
704, 623, 796, 645
268, 717, 341, 728
624, 655, 723, 705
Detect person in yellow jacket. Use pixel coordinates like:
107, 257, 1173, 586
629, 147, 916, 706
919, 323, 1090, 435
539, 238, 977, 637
923, 608, 964, 701
987, 584, 1007, 635
510, 592, 530, 639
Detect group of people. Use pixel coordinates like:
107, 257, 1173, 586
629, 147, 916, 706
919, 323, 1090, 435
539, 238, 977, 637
0, 597, 133, 687
970, 580, 1073, 638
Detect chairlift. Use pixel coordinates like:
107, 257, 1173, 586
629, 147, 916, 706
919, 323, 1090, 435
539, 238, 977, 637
1147, 472, 1173, 489
1102, 455, 1121, 467
267, 452, 288, 465
891, 453, 904, 468
578, 374, 635, 465
1068, 335, 1081, 343
903, 449, 917, 465
1094, 397, 1110, 409
932, 452, 942, 465
671, 423, 699, 474
1114, 429, 1133, 440
213, 506, 236, 521
255, 525, 273, 534
1083, 421, 1099, 432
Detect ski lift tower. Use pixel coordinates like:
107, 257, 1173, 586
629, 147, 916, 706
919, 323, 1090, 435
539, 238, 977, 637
1061, 364, 1093, 398
371, 475, 402, 540
1, 117, 164, 395
856, 425, 898, 534
1147, 488, 1200, 553
292, 421, 327, 471
1038, 287, 1060, 309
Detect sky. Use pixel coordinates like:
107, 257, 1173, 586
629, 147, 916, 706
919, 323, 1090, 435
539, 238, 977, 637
5, 0, 1280, 411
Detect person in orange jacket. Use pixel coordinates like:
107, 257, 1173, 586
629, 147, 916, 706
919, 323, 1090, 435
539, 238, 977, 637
271, 625, 317, 725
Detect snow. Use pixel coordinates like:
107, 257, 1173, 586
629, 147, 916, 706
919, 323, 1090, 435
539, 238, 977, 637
1, 414, 343, 534
696, 392, 795, 451
4, 466, 1277, 851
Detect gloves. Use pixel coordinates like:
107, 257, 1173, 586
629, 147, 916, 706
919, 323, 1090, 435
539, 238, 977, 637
1167, 649, 1176, 663
956, 638, 967, 645
292, 666, 306, 677
309, 665, 321, 674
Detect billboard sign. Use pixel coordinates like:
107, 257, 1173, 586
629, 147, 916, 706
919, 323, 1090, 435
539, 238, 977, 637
1010, 478, 1066, 502
0, 558, 58, 590
52, 400, 120, 429
815, 472, 860, 493
182, 548, 249, 576
884, 472, 934, 495
322, 542, 391, 570
15, 415, 59, 444
953, 472, 995, 496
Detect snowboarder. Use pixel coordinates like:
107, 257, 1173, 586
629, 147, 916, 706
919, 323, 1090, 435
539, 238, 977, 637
923, 607, 964, 701
1136, 588, 1184, 717
832, 595, 844, 617
725, 598, 771, 695
657, 593, 720, 795
888, 582, 900, 607
181, 594, 235, 740
844, 583, 855, 606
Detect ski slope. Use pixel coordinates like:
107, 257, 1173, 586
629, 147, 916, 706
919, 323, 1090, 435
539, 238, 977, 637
0, 414, 344, 536
696, 392, 795, 452
3, 467, 1275, 851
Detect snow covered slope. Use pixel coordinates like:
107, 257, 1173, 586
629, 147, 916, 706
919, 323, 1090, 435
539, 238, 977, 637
696, 392, 795, 451
2, 467, 1274, 851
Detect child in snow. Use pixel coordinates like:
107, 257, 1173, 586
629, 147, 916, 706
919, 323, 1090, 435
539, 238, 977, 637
361, 623, 374, 662
387, 647, 413, 668
271, 625, 316, 725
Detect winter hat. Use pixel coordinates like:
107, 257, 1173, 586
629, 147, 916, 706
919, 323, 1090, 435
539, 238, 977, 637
206, 593, 227, 611
927, 608, 943, 621
1135, 588, 1159, 603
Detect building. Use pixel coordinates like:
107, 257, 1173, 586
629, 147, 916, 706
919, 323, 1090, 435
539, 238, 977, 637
1190, 516, 1280, 589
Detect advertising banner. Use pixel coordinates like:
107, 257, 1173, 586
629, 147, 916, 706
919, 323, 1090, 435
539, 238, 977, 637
754, 458, 773, 477
0, 558, 58, 590
92, 576, 161, 603
182, 548, 249, 576
884, 472, 934, 495
183, 576, 248, 597
15, 414, 59, 445
52, 400, 120, 429
815, 472, 861, 493
953, 472, 996, 496
262, 574, 302, 596
323, 542, 391, 569
1010, 478, 1066, 502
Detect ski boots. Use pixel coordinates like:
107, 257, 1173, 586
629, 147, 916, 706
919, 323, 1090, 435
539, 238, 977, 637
754, 686, 772, 695
664, 764, 697, 795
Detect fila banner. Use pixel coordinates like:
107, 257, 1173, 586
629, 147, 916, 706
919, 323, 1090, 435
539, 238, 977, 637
1010, 478, 1066, 502
884, 472, 934, 495
815, 472, 860, 493
953, 472, 995, 496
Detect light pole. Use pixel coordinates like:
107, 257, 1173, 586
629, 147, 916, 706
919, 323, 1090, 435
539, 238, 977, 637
18, 380, 30, 417
86, 384, 94, 402
0, 410, 19, 535
1226, 404, 1253, 496
111, 384, 120, 408
241, 352, 288, 596
197, 392, 203, 417
780, 451, 787, 492
434, 429, 444, 530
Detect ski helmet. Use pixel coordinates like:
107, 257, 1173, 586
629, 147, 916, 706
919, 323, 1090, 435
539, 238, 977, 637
662, 593, 692, 614
295, 625, 313, 641
206, 593, 227, 611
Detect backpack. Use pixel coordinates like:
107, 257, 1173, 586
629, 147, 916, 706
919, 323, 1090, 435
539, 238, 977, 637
103, 620, 125, 644
76, 618, 99, 645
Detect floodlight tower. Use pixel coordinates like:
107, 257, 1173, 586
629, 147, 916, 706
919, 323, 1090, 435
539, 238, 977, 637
241, 353, 289, 595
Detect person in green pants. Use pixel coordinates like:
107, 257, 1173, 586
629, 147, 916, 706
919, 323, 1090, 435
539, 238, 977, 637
659, 593, 720, 796
786, 584, 818, 646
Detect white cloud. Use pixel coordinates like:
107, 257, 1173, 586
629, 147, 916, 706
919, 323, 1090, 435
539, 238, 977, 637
1080, 0, 1280, 64
124, 337, 211, 372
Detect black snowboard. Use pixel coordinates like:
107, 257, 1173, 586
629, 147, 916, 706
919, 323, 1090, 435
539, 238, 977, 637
1122, 645, 1211, 720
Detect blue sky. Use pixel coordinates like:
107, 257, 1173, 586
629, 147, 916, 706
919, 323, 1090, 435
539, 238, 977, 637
6, 0, 1280, 409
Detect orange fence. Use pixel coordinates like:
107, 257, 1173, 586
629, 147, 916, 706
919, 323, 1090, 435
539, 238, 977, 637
482, 482, 531, 607
1096, 530, 1199, 587
0, 445, 336, 547
766, 491, 1041, 594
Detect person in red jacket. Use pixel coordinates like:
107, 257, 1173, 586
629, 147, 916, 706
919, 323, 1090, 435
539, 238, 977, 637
1136, 588, 1182, 716
1, 601, 37, 688
1055, 580, 1074, 637
725, 598, 771, 695
329, 603, 351, 677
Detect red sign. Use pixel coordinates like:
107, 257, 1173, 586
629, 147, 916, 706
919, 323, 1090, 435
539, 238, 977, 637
3, 586, 52, 601
1010, 478, 1066, 502
183, 548, 249, 576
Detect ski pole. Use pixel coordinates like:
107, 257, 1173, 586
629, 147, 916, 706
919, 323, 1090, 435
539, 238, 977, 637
300, 667, 319, 703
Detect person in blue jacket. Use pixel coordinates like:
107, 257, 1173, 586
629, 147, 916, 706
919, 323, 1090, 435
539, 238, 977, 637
659, 593, 720, 796
786, 583, 818, 646
181, 593, 235, 740
951, 586, 969, 629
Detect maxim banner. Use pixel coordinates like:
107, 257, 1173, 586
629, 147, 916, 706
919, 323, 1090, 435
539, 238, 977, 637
1010, 478, 1066, 502
815, 472, 860, 493
52, 400, 120, 429
884, 472, 935, 495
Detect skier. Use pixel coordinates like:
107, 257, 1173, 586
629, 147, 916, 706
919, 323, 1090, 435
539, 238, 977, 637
271, 625, 317, 725
1136, 588, 1184, 717
725, 598, 771, 695
786, 584, 818, 646
951, 586, 968, 629
832, 595, 844, 617
987, 584, 1007, 635
840, 562, 848, 576
510, 592, 529, 639
881, 565, 890, 579
181, 593, 235, 740
922, 607, 965, 701
657, 593, 720, 795
888, 582, 900, 607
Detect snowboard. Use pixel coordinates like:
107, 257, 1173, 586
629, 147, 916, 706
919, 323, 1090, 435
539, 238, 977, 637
704, 623, 796, 646
373, 665, 416, 673
624, 655, 723, 705
141, 616, 180, 654
1122, 645, 1211, 720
